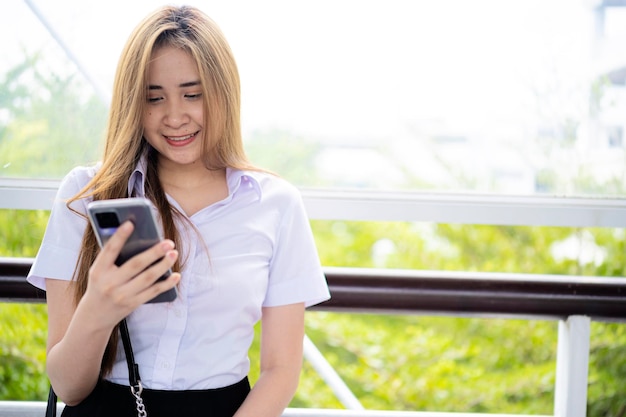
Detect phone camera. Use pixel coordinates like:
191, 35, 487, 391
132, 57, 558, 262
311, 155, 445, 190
95, 212, 120, 228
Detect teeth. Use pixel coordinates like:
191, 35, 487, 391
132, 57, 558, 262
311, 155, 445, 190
167, 133, 194, 141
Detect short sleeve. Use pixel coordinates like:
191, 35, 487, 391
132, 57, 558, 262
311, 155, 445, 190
263, 183, 330, 308
27, 167, 93, 290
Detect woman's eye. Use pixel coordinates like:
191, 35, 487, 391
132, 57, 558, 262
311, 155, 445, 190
148, 96, 162, 103
185, 93, 202, 100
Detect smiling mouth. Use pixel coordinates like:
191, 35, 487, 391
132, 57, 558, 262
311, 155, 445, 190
166, 131, 199, 141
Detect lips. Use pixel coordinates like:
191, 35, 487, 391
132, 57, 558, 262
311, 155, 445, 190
168, 133, 195, 141
164, 131, 199, 146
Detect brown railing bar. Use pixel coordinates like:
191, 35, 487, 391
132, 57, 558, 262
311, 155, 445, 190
1, 257, 626, 321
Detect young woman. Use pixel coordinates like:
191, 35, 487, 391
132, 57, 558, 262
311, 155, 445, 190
27, 5, 330, 417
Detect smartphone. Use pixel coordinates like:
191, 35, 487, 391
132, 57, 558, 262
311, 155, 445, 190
86, 197, 177, 303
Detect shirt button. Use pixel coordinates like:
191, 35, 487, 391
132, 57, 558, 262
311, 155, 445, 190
162, 361, 171, 369
174, 309, 183, 318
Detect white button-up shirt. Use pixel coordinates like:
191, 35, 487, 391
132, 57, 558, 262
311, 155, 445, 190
28, 155, 330, 390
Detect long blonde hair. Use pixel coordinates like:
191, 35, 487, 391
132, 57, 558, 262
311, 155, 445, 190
68, 5, 255, 374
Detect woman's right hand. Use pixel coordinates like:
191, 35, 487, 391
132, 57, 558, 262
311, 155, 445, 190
45, 221, 180, 405
81, 220, 181, 330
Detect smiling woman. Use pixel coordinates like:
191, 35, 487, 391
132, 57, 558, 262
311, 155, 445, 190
23, 5, 330, 417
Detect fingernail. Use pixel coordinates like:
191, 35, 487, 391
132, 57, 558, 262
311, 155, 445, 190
161, 240, 175, 250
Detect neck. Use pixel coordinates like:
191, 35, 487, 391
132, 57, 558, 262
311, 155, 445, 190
157, 158, 225, 190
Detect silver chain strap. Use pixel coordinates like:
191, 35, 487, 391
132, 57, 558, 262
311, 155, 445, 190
130, 382, 148, 417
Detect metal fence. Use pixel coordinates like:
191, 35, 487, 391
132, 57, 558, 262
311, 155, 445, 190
2, 257, 626, 417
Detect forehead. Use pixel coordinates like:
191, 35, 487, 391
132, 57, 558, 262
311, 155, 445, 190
147, 46, 199, 84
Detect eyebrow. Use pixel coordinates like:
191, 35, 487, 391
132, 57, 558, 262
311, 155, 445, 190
148, 80, 201, 90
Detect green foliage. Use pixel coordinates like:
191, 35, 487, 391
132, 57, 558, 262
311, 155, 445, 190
306, 220, 626, 413
0, 209, 51, 400
587, 323, 626, 416
0, 303, 48, 401
304, 313, 556, 413
0, 210, 49, 257
0, 52, 107, 178
244, 129, 324, 187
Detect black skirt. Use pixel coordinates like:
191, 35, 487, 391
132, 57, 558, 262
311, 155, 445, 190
61, 377, 250, 417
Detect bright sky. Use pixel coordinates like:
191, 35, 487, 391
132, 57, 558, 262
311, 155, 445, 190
0, 0, 610, 145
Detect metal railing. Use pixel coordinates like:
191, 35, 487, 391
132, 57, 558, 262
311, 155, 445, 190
3, 178, 626, 228
2, 176, 626, 417
0, 401, 553, 417
2, 257, 626, 417
3, 257, 626, 320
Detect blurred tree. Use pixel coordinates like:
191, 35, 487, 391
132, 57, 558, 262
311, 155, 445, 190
244, 128, 323, 187
0, 209, 49, 401
0, 50, 625, 416
309, 220, 625, 413
0, 52, 107, 178
0, 304, 48, 401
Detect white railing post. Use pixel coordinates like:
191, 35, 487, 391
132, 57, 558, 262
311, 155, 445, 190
554, 315, 591, 417
302, 335, 364, 410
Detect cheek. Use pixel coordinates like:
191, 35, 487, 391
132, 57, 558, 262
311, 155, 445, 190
142, 112, 157, 130
191, 104, 204, 123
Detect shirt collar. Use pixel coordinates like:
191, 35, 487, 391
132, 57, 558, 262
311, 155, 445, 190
127, 152, 263, 201
226, 167, 263, 201
127, 152, 149, 198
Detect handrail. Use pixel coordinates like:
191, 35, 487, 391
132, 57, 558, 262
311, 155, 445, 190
2, 257, 626, 321
2, 179, 626, 227
1, 256, 624, 416
0, 401, 551, 417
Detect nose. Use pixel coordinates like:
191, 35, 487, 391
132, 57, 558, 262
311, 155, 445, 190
163, 99, 190, 128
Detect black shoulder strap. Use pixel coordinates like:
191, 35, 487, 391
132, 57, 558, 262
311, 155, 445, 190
120, 318, 141, 388
46, 383, 57, 417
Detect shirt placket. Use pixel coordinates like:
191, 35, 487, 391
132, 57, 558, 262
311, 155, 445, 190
151, 238, 194, 387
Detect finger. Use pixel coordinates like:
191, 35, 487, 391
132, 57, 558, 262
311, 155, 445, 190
137, 271, 181, 305
118, 239, 176, 280
123, 245, 178, 291
91, 221, 134, 270
122, 250, 180, 304
118, 246, 178, 301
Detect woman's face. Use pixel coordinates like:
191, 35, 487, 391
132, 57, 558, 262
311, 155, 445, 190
143, 45, 205, 170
